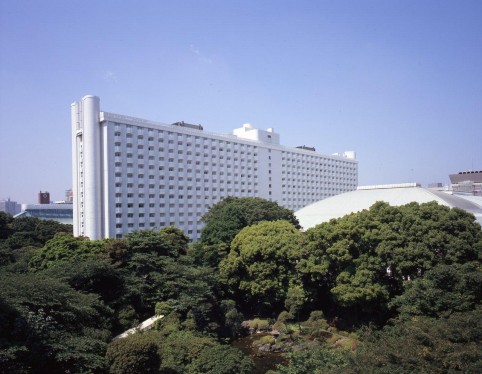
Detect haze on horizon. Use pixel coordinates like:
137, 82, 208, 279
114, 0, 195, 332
1, 0, 481, 203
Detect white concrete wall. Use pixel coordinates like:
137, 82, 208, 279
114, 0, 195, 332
71, 96, 103, 239
73, 97, 358, 241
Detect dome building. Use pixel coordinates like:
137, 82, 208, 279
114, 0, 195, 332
295, 183, 482, 230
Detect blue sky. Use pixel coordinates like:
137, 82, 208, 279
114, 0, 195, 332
1, 0, 481, 203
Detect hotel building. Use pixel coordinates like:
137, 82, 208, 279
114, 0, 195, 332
72, 95, 358, 240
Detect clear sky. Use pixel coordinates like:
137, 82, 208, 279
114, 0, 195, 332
1, 0, 481, 203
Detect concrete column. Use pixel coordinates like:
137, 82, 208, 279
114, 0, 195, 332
72, 95, 102, 239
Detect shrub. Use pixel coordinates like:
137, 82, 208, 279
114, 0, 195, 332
272, 321, 288, 333
303, 313, 329, 339
257, 319, 270, 331
308, 310, 325, 321
106, 331, 161, 374
277, 311, 294, 323
187, 344, 254, 374
247, 318, 270, 331
257, 335, 276, 345
326, 334, 341, 345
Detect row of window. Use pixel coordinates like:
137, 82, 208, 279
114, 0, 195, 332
114, 187, 257, 199
113, 123, 257, 151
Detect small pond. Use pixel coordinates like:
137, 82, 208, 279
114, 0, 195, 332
232, 333, 287, 374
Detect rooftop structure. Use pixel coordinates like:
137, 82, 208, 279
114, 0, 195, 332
38, 191, 50, 204
449, 170, 482, 196
15, 203, 73, 225
72, 95, 358, 241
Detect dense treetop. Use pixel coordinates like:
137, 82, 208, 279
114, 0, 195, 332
220, 220, 303, 314
200, 197, 300, 245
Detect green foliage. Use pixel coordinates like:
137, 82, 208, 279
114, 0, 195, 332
2, 200, 481, 373
0, 215, 72, 250
275, 345, 349, 373
120, 227, 218, 328
157, 226, 189, 255
189, 241, 230, 268
299, 201, 482, 323
220, 299, 245, 338
0, 246, 37, 274
303, 311, 330, 339
220, 220, 303, 314
155, 301, 174, 316
104, 238, 130, 267
0, 211, 13, 240
285, 285, 308, 317
126, 226, 188, 258
158, 330, 216, 373
0, 273, 111, 373
350, 309, 482, 373
186, 344, 254, 374
308, 310, 325, 321
106, 331, 161, 374
255, 335, 276, 345
42, 257, 125, 305
126, 251, 219, 332
246, 318, 271, 331
201, 196, 300, 246
28, 233, 105, 271
331, 269, 390, 306
277, 311, 295, 323
390, 262, 482, 318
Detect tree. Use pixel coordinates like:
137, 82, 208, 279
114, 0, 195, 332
123, 228, 221, 331
158, 331, 216, 373
0, 211, 13, 240
126, 226, 188, 258
0, 273, 111, 373
390, 262, 482, 318
220, 220, 303, 315
275, 344, 349, 374
285, 284, 308, 328
106, 331, 161, 374
298, 201, 482, 324
28, 232, 105, 271
1, 216, 72, 249
349, 310, 482, 373
201, 197, 300, 246
186, 344, 254, 374
43, 257, 125, 306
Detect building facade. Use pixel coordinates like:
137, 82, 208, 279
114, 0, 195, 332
449, 171, 482, 196
0, 198, 21, 216
38, 191, 50, 204
72, 95, 358, 240
15, 203, 73, 225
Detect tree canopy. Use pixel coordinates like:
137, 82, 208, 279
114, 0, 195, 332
297, 201, 482, 323
200, 197, 300, 245
220, 220, 303, 314
1, 199, 481, 373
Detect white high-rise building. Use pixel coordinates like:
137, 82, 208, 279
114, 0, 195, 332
72, 95, 358, 240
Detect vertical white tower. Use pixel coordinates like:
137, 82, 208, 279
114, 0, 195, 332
71, 95, 103, 239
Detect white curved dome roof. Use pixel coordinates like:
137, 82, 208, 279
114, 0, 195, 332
295, 186, 482, 230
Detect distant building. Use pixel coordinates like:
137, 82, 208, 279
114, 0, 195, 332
38, 191, 50, 204
15, 203, 73, 225
65, 189, 73, 203
0, 198, 21, 216
72, 95, 358, 241
449, 171, 482, 196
